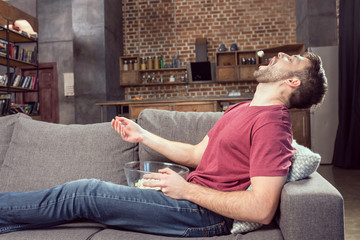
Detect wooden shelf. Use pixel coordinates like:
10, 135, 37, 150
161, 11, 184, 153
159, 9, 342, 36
139, 67, 186, 72
0, 55, 37, 68
0, 85, 37, 93
216, 43, 306, 82
0, 28, 37, 43
121, 81, 188, 87
120, 56, 187, 86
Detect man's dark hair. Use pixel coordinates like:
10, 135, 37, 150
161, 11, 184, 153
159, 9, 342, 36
288, 52, 328, 109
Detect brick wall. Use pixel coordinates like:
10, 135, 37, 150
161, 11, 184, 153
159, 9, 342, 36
122, 0, 297, 100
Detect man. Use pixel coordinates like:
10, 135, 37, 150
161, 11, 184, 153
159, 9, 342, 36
0, 52, 327, 237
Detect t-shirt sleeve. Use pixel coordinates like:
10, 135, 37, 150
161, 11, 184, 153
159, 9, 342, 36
249, 121, 295, 178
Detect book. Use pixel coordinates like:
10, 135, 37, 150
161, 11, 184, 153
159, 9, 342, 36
10, 101, 39, 115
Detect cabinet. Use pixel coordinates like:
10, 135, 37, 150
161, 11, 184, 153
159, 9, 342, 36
216, 51, 258, 82
216, 43, 305, 82
0, 2, 39, 116
128, 101, 217, 119
290, 109, 311, 148
119, 56, 140, 85
119, 56, 187, 86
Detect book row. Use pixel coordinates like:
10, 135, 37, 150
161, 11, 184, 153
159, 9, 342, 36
0, 40, 37, 65
0, 73, 38, 90
0, 97, 40, 116
10, 102, 39, 115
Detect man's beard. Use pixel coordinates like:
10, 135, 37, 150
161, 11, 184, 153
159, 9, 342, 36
253, 65, 291, 83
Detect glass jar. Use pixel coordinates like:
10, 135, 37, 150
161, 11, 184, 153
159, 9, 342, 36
141, 57, 147, 70
123, 60, 129, 71
154, 55, 159, 69
147, 56, 153, 70
134, 60, 139, 70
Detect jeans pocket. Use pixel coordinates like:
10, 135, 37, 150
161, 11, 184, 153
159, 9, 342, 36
181, 221, 230, 238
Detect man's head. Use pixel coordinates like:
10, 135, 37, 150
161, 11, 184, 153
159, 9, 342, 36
253, 51, 328, 109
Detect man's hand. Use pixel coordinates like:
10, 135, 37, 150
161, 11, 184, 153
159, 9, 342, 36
110, 116, 206, 169
142, 168, 190, 199
111, 117, 146, 143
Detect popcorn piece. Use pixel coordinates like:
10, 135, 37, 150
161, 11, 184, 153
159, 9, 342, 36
257, 50, 264, 58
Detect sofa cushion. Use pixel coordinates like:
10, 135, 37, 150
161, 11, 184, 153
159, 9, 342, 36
0, 113, 30, 167
0, 117, 138, 192
231, 140, 321, 234
0, 224, 105, 240
137, 109, 223, 164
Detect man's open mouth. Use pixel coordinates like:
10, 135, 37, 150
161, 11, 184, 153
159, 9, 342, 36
268, 57, 276, 66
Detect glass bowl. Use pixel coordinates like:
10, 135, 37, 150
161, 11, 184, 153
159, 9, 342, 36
124, 161, 190, 190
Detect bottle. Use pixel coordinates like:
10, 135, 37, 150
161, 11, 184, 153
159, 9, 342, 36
129, 60, 133, 71
134, 60, 139, 70
147, 56, 153, 70
175, 54, 181, 68
142, 75, 146, 84
141, 57, 146, 70
123, 60, 129, 71
160, 55, 164, 69
154, 55, 159, 69
172, 55, 176, 68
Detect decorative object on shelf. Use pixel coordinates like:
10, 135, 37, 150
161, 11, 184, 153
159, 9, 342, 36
14, 20, 38, 39
218, 43, 226, 52
169, 75, 175, 82
230, 43, 238, 51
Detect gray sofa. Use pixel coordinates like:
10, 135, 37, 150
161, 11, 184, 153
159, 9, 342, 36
0, 110, 344, 240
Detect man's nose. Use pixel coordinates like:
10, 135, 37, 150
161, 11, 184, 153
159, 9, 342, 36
278, 52, 290, 59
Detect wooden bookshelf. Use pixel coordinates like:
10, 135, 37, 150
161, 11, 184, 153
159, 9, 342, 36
0, 1, 39, 116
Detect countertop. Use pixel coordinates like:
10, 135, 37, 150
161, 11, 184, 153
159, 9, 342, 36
96, 96, 252, 106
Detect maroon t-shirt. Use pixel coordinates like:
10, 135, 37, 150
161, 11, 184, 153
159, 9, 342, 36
187, 101, 295, 191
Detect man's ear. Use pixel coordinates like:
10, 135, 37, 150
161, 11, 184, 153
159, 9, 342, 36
284, 78, 301, 88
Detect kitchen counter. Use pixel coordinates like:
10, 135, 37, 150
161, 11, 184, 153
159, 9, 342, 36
96, 96, 252, 106
96, 96, 252, 121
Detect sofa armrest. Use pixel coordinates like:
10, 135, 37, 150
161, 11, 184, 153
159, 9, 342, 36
278, 172, 344, 240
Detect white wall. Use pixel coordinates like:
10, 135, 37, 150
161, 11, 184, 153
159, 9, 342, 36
310, 46, 339, 164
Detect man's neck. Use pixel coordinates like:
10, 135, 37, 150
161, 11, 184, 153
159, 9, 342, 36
250, 82, 289, 107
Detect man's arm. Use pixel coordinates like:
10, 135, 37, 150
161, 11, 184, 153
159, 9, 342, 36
144, 169, 286, 225
185, 176, 286, 224
111, 117, 208, 168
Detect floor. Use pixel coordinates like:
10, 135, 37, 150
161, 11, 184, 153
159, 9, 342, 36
317, 165, 360, 240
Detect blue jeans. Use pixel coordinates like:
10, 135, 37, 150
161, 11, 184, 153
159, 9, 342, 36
0, 179, 233, 237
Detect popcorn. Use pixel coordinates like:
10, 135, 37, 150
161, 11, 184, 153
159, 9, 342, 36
135, 178, 161, 191
257, 50, 264, 58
